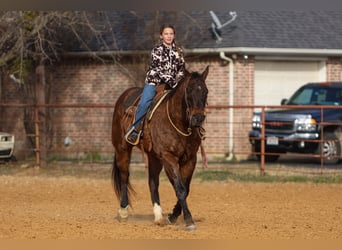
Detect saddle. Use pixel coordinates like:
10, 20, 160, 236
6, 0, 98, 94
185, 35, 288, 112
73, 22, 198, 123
122, 85, 171, 138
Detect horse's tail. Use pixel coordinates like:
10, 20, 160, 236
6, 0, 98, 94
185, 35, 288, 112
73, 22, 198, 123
111, 154, 135, 206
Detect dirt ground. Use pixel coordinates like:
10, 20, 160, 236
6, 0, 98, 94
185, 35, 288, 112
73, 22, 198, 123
1, 163, 342, 239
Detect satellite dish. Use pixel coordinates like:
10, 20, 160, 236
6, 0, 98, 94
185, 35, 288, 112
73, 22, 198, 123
211, 23, 222, 43
209, 11, 237, 43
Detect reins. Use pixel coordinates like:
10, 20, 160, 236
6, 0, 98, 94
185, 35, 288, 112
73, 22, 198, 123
166, 99, 192, 136
166, 84, 206, 140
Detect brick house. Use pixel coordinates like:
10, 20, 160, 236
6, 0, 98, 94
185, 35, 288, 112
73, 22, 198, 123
2, 11, 342, 163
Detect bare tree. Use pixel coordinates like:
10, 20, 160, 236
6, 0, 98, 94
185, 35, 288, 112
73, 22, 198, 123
1, 10, 206, 90
0, 11, 206, 164
0, 11, 110, 164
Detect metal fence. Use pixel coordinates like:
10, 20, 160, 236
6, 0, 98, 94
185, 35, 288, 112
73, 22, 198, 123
2, 103, 342, 174
250, 105, 342, 174
0, 103, 115, 165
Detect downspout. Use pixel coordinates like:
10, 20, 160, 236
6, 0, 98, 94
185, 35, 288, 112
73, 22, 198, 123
219, 51, 234, 161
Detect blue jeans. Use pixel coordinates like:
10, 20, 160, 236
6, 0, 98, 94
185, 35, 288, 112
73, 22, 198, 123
131, 83, 156, 129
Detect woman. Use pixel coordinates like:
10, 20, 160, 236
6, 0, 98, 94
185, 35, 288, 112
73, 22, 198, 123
125, 24, 185, 145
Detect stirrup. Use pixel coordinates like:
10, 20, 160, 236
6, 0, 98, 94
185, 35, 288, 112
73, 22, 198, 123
124, 126, 142, 146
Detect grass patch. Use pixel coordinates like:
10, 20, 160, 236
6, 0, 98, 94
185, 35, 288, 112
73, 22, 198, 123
194, 169, 342, 183
2, 162, 342, 184
311, 175, 342, 183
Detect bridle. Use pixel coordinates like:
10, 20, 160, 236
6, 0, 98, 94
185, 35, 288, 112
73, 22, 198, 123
166, 79, 206, 139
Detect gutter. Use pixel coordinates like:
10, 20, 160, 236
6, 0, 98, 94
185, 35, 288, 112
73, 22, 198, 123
219, 52, 234, 161
63, 47, 342, 58
62, 50, 148, 58
185, 47, 342, 56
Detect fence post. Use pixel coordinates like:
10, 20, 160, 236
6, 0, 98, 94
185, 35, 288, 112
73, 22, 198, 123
34, 106, 40, 166
260, 107, 265, 175
320, 107, 324, 174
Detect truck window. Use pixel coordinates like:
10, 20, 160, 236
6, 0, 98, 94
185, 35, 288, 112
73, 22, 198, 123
289, 88, 313, 104
314, 89, 327, 103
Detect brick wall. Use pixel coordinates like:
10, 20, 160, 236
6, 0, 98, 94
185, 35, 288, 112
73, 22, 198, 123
327, 57, 342, 81
49, 56, 246, 162
48, 60, 134, 160
3, 54, 342, 162
233, 56, 255, 160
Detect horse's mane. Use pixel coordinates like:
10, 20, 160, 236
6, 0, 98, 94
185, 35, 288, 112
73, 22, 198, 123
190, 72, 201, 78
166, 70, 201, 100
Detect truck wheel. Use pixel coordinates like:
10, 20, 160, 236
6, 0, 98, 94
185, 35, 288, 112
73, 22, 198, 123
316, 132, 341, 165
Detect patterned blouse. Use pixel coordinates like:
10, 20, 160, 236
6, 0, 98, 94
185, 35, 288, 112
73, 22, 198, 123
145, 42, 185, 88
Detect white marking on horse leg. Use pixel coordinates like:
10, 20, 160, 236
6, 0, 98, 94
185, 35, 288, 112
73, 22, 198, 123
118, 205, 129, 221
153, 203, 163, 223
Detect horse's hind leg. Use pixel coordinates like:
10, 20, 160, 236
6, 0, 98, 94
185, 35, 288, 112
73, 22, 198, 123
147, 155, 164, 224
112, 148, 133, 221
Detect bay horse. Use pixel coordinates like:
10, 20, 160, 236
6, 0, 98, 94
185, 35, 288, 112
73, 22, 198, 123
111, 66, 209, 231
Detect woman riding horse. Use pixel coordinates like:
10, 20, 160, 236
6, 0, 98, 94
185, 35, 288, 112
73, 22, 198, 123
124, 24, 185, 145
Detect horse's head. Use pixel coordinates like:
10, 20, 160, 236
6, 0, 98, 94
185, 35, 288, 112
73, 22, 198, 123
184, 66, 209, 127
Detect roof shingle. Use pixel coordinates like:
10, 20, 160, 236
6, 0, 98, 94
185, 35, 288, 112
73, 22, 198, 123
64, 11, 342, 52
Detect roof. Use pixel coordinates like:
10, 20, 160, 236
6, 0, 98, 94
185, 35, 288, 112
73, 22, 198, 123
213, 11, 342, 50
64, 11, 342, 54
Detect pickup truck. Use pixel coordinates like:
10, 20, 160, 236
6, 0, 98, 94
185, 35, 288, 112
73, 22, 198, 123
249, 82, 342, 164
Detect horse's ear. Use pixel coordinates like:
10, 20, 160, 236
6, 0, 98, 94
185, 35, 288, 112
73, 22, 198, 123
201, 65, 209, 80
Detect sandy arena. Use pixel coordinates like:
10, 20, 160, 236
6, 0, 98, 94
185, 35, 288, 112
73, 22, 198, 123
1, 164, 342, 239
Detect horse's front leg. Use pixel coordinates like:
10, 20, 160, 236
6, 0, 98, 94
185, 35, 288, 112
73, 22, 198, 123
166, 169, 194, 224
173, 177, 196, 230
166, 200, 182, 224
163, 155, 196, 231
148, 155, 164, 224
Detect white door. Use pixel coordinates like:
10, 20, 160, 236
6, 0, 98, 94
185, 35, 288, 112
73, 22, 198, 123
254, 60, 326, 106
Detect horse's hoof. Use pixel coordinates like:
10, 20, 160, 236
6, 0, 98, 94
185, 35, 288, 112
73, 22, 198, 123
117, 216, 128, 222
166, 214, 177, 225
165, 216, 172, 225
154, 218, 165, 226
185, 224, 197, 231
153, 203, 163, 224
117, 206, 129, 222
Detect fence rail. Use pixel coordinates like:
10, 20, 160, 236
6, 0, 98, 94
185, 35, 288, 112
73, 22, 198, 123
1, 103, 342, 174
